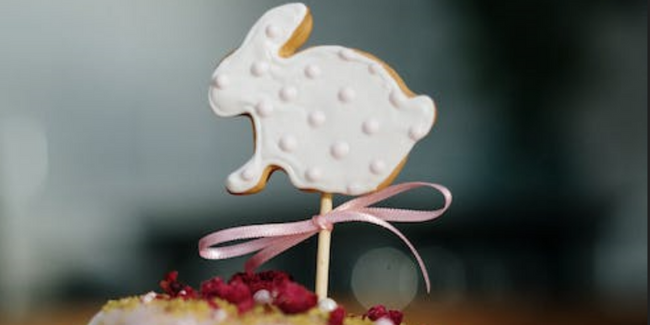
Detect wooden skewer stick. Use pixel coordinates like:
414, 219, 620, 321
315, 192, 333, 300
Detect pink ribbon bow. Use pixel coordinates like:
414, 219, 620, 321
198, 182, 452, 292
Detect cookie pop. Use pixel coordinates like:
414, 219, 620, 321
207, 3, 443, 300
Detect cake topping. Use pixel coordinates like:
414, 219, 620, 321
159, 271, 197, 299
201, 277, 255, 312
328, 306, 347, 325
363, 305, 404, 325
97, 270, 412, 324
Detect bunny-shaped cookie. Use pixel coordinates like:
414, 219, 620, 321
209, 3, 436, 196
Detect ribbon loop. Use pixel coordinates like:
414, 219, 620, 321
198, 182, 452, 293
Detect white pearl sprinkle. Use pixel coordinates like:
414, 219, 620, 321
338, 87, 356, 103
251, 61, 269, 77
339, 48, 355, 61
240, 167, 256, 181
213, 74, 229, 89
141, 291, 157, 304
255, 100, 273, 117
265, 24, 281, 39
306, 167, 323, 182
389, 90, 407, 108
362, 119, 380, 135
409, 125, 428, 141
330, 141, 350, 159
279, 135, 298, 152
304, 64, 321, 79
368, 63, 382, 74
347, 182, 364, 195
253, 289, 273, 304
374, 318, 395, 325
279, 86, 298, 102
211, 309, 227, 322
318, 298, 338, 312
308, 110, 326, 128
370, 159, 386, 175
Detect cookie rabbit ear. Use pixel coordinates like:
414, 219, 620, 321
240, 3, 312, 58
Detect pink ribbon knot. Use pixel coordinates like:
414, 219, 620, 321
311, 215, 333, 231
198, 182, 452, 292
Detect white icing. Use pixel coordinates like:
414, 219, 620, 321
255, 100, 274, 117
279, 85, 298, 102
362, 119, 380, 135
346, 182, 364, 195
213, 74, 230, 89
279, 134, 298, 152
330, 141, 350, 159
308, 110, 326, 128
389, 90, 407, 108
338, 87, 356, 103
339, 48, 355, 61
209, 3, 436, 195
369, 159, 386, 175
409, 124, 428, 141
306, 167, 323, 182
265, 24, 281, 39
368, 63, 382, 74
305, 64, 321, 79
251, 61, 269, 76
241, 167, 256, 181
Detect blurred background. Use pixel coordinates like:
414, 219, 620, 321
0, 0, 646, 324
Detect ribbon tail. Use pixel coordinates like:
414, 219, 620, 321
244, 233, 313, 273
381, 222, 431, 293
330, 212, 431, 293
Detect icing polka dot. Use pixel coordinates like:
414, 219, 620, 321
389, 90, 407, 108
306, 167, 323, 182
255, 100, 273, 118
250, 61, 269, 77
330, 141, 350, 159
213, 74, 229, 89
339, 48, 355, 61
409, 125, 428, 141
279, 86, 298, 102
304, 64, 321, 79
368, 63, 382, 75
226, 174, 238, 190
240, 167, 256, 181
308, 110, 326, 128
347, 182, 364, 195
369, 159, 386, 175
362, 119, 380, 135
279, 135, 298, 152
265, 24, 281, 39
338, 87, 356, 103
